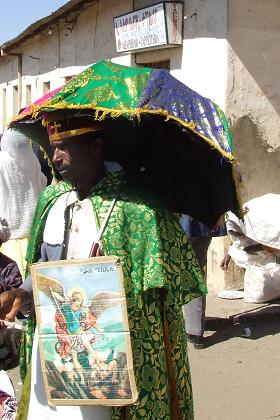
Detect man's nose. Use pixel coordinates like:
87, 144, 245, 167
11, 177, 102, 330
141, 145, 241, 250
52, 148, 63, 164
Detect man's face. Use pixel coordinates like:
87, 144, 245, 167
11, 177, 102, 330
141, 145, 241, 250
50, 135, 102, 183
51, 137, 85, 182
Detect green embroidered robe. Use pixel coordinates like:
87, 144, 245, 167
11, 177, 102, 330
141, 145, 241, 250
19, 170, 206, 420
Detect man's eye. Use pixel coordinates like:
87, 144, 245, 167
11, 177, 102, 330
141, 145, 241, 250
53, 146, 66, 153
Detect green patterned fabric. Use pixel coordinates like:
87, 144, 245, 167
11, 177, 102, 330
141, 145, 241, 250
19, 170, 206, 420
41, 60, 151, 113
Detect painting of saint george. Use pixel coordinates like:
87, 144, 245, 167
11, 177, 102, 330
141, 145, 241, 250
31, 256, 138, 406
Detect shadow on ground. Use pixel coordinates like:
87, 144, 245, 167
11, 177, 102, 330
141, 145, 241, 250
204, 301, 280, 347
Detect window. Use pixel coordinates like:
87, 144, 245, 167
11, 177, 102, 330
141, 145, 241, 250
26, 84, 32, 106
43, 81, 51, 95
13, 86, 18, 116
65, 75, 74, 83
138, 60, 170, 71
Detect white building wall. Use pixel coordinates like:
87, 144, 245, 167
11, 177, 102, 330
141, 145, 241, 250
177, 0, 228, 108
0, 0, 133, 132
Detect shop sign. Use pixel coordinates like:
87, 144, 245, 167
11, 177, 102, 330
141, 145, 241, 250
114, 2, 183, 53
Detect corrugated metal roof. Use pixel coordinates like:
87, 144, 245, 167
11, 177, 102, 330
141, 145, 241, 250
1, 0, 97, 52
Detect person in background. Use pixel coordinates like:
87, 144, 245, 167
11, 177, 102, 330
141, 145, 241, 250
220, 198, 280, 303
180, 215, 227, 349
220, 212, 259, 271
0, 218, 22, 294
0, 218, 22, 375
0, 128, 47, 274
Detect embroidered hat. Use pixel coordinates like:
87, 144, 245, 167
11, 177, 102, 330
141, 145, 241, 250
46, 113, 106, 141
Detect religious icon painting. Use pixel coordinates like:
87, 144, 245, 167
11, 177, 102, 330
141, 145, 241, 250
31, 256, 138, 406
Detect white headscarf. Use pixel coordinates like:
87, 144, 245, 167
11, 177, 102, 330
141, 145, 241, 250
243, 193, 280, 251
0, 128, 47, 239
0, 217, 11, 243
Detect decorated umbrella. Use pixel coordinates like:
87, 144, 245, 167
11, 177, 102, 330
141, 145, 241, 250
10, 59, 241, 227
21, 86, 63, 116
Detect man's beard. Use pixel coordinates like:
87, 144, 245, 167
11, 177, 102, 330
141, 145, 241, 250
57, 164, 74, 183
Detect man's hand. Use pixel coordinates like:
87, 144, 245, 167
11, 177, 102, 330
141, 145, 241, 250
0, 289, 30, 325
220, 253, 231, 271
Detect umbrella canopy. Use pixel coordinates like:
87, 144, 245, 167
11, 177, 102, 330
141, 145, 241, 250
10, 60, 241, 227
21, 86, 63, 116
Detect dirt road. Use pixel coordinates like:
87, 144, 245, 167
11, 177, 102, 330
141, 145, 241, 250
189, 294, 280, 420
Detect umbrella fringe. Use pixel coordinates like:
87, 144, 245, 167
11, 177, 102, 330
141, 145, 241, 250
10, 104, 236, 162
39, 144, 57, 179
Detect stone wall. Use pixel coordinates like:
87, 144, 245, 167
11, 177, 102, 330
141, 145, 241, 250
227, 0, 280, 201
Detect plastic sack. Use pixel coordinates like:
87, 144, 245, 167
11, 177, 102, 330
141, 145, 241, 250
244, 263, 280, 303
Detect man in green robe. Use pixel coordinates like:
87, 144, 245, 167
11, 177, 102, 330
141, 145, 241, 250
0, 114, 206, 420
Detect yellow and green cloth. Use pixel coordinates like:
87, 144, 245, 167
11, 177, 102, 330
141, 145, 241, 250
18, 170, 206, 420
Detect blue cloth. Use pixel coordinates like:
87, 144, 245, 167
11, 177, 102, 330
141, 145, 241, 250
63, 304, 81, 334
138, 69, 234, 155
180, 215, 227, 238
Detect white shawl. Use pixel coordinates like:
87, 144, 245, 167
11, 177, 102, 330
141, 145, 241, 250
0, 128, 47, 239
243, 193, 280, 251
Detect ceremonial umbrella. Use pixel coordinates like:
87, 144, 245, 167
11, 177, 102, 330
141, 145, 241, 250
10, 60, 241, 227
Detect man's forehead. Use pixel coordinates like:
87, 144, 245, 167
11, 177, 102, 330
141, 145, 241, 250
50, 138, 72, 148
46, 114, 106, 142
